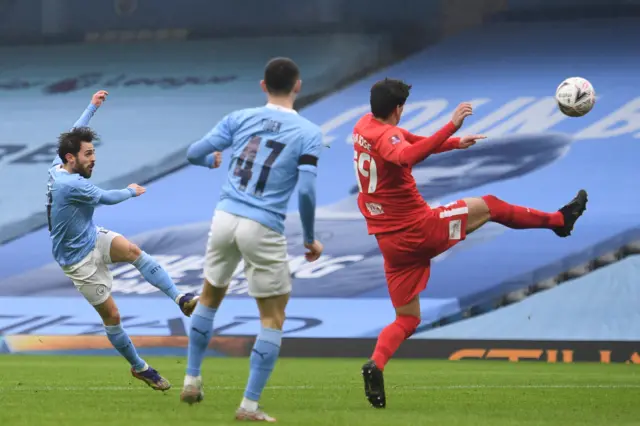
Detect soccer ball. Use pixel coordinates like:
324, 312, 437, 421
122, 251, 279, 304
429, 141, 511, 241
555, 77, 596, 117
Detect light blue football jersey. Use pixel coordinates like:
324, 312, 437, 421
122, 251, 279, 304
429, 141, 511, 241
194, 104, 323, 234
46, 104, 100, 267
47, 166, 104, 267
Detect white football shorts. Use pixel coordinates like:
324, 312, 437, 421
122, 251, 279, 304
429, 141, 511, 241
204, 210, 291, 298
61, 227, 120, 306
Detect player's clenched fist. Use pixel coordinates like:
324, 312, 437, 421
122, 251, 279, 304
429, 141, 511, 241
211, 152, 222, 169
127, 184, 146, 197
304, 240, 323, 262
91, 90, 109, 108
451, 102, 473, 129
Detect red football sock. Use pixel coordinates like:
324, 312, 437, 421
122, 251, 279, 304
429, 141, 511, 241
371, 315, 420, 371
482, 195, 564, 229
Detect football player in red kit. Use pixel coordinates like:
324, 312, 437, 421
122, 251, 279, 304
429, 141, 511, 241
354, 78, 588, 408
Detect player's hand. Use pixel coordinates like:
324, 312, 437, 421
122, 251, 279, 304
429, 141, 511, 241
211, 152, 222, 169
128, 184, 146, 197
459, 134, 486, 149
304, 240, 324, 262
451, 102, 473, 129
91, 90, 108, 108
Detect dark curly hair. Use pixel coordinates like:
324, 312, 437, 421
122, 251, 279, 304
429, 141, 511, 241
57, 127, 99, 164
370, 78, 412, 119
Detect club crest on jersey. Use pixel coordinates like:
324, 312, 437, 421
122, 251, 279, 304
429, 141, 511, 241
389, 135, 401, 145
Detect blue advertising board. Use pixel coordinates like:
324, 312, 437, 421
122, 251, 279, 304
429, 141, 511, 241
1, 19, 639, 340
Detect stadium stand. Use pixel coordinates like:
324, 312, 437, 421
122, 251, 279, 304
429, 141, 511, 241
414, 255, 640, 341
2, 18, 640, 341
0, 34, 390, 245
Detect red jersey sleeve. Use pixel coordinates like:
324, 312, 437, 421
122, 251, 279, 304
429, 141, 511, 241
434, 137, 461, 153
399, 128, 460, 153
378, 122, 458, 167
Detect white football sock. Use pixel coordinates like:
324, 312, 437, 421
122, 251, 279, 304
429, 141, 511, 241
184, 375, 201, 387
240, 397, 259, 412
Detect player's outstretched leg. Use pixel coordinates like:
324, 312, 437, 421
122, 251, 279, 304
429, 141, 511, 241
181, 279, 224, 405
109, 235, 199, 316
96, 296, 171, 391
470, 189, 588, 236
234, 294, 287, 422
364, 296, 421, 409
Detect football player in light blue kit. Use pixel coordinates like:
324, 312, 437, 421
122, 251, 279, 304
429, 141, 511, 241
47, 90, 199, 391
180, 58, 324, 422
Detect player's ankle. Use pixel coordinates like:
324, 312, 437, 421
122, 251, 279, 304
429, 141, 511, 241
134, 363, 149, 373
371, 355, 385, 371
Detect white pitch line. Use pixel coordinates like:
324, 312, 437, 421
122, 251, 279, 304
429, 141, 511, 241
1, 384, 639, 392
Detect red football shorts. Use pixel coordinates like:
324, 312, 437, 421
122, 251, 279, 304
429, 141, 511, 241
375, 200, 469, 308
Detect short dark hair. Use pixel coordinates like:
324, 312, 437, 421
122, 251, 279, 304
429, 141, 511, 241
264, 57, 300, 96
57, 127, 99, 163
370, 78, 412, 119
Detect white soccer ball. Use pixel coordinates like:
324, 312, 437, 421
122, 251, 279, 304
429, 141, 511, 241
555, 77, 596, 117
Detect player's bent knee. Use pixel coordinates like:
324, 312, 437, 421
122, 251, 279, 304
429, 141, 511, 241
199, 279, 228, 309
110, 236, 142, 263
104, 312, 121, 326
463, 197, 492, 233
95, 302, 120, 326
259, 303, 286, 330
464, 197, 491, 215
129, 243, 142, 259
395, 295, 421, 318
479, 195, 502, 213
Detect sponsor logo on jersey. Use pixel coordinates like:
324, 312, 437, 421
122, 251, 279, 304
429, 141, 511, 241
365, 202, 384, 216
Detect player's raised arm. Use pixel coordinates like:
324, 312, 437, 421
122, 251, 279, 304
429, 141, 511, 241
298, 129, 323, 262
400, 129, 486, 153
72, 90, 108, 130
51, 90, 108, 168
187, 113, 236, 168
69, 179, 145, 206
399, 128, 461, 153
381, 103, 473, 167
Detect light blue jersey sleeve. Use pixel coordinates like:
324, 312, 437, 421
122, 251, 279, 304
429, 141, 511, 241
187, 113, 237, 167
68, 179, 136, 206
297, 128, 323, 244
298, 129, 323, 173
51, 103, 98, 168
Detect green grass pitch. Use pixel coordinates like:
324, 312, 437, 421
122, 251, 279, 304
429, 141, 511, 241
0, 356, 638, 425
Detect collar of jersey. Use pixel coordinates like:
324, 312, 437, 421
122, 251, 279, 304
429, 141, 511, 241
265, 103, 298, 114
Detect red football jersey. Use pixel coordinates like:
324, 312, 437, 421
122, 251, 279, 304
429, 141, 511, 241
352, 113, 459, 235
